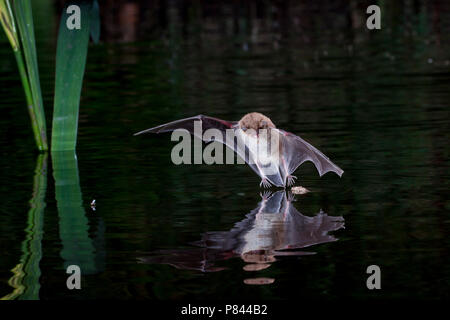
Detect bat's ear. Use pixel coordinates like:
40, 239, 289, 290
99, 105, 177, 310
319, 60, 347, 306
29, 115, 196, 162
241, 126, 247, 131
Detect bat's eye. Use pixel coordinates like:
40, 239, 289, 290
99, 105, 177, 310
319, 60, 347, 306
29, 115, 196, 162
261, 120, 267, 128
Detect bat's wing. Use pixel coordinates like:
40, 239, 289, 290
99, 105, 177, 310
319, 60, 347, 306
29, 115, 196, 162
134, 114, 235, 140
135, 115, 279, 184
278, 129, 344, 178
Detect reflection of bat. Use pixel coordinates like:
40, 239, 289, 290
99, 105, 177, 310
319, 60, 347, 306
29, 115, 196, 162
195, 191, 345, 256
135, 112, 343, 188
139, 191, 345, 274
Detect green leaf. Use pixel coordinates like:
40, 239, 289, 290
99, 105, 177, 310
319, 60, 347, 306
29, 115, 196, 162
0, 0, 19, 50
52, 1, 92, 151
13, 0, 48, 151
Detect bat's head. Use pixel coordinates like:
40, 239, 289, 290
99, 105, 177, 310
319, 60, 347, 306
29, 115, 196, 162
238, 112, 276, 135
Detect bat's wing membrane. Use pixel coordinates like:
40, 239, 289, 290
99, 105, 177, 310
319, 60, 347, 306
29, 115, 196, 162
134, 115, 235, 141
279, 129, 344, 178
135, 116, 259, 165
135, 115, 280, 185
135, 119, 343, 185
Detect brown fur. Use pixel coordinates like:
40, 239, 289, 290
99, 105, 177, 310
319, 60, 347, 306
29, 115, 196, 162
238, 112, 276, 131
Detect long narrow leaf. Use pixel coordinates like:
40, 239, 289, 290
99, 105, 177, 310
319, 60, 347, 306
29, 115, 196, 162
52, 1, 92, 151
0, 0, 19, 50
12, 0, 47, 151
1, 0, 47, 151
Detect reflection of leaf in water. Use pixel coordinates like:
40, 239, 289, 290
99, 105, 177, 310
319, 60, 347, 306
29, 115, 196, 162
139, 191, 345, 284
52, 151, 96, 275
1, 154, 47, 300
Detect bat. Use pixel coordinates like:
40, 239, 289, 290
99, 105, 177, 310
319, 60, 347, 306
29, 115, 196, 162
138, 191, 345, 272
134, 112, 344, 188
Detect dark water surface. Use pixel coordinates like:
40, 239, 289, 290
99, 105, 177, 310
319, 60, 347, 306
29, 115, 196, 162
0, 1, 449, 300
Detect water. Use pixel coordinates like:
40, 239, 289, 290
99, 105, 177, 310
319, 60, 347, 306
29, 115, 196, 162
0, 1, 449, 300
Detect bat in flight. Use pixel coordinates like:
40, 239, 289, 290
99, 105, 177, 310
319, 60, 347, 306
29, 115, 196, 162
134, 112, 344, 188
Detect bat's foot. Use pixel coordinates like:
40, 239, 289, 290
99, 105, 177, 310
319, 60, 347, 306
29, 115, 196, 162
260, 178, 272, 189
286, 175, 297, 187
260, 190, 273, 200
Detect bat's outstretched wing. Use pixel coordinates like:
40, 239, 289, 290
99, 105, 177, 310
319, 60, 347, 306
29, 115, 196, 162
279, 129, 344, 178
134, 115, 235, 140
134, 115, 274, 183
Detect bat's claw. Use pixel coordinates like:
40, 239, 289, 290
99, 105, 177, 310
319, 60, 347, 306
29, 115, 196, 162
286, 175, 297, 187
260, 178, 272, 189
